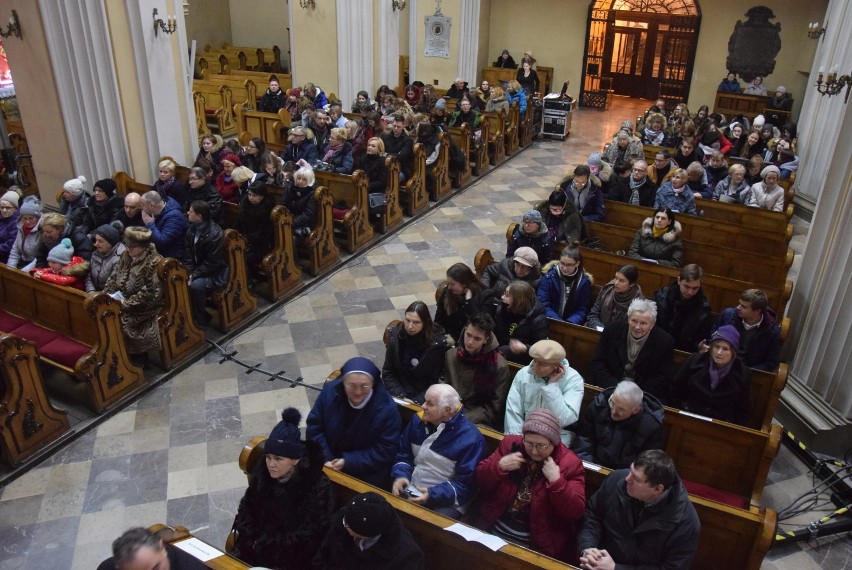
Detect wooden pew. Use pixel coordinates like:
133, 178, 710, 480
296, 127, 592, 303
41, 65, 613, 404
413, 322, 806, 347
374, 156, 404, 234
518, 94, 535, 147
504, 102, 520, 156
695, 197, 794, 229
210, 229, 258, 333
603, 199, 792, 260
296, 186, 341, 276
427, 131, 452, 201
544, 319, 787, 433
201, 65, 291, 94
585, 220, 792, 290
448, 124, 472, 187
0, 265, 145, 413
234, 106, 291, 154
193, 76, 258, 112
259, 205, 303, 301
471, 118, 490, 176
192, 81, 238, 136
399, 143, 429, 216
199, 46, 263, 71
0, 334, 71, 466
481, 65, 554, 95
221, 42, 284, 72
156, 258, 207, 370
483, 109, 507, 166
147, 523, 251, 569
314, 170, 374, 253
713, 91, 771, 123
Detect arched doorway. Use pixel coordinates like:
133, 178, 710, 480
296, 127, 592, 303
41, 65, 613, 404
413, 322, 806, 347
581, 0, 701, 108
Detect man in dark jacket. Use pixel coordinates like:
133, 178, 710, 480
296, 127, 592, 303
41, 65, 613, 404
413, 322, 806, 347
590, 298, 675, 401
652, 264, 713, 352
313, 492, 424, 569
382, 114, 414, 181
623, 159, 657, 206
141, 190, 189, 260
573, 380, 665, 469
577, 450, 700, 570
185, 166, 223, 224
96, 526, 208, 570
446, 77, 469, 100
258, 77, 285, 113
280, 125, 320, 165
115, 191, 143, 228
184, 200, 228, 327
706, 288, 781, 371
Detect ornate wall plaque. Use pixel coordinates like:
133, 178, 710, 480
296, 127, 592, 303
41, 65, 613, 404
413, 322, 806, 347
726, 6, 782, 82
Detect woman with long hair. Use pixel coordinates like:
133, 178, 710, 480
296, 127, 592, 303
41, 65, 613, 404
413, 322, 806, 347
586, 265, 643, 330
536, 243, 592, 324
434, 262, 485, 342
493, 281, 549, 365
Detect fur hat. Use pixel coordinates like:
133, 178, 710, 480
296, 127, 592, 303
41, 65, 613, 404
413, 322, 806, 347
760, 165, 780, 179
123, 226, 152, 248
710, 325, 739, 353
587, 152, 603, 167
343, 492, 395, 537
513, 246, 539, 268
19, 196, 42, 218
0, 189, 19, 208
340, 357, 381, 383
528, 339, 565, 364
522, 408, 562, 447
63, 175, 88, 197
94, 178, 117, 197
752, 115, 766, 129
522, 210, 542, 225
47, 238, 74, 265
95, 221, 124, 246
435, 98, 447, 110
265, 408, 304, 459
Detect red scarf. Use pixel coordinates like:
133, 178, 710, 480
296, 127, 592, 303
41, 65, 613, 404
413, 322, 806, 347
456, 345, 500, 397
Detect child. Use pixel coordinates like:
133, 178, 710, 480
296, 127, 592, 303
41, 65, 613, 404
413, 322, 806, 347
31, 238, 89, 290
507, 210, 553, 264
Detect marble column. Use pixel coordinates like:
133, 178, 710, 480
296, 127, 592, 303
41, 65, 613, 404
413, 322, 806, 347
777, 0, 852, 455
378, 0, 402, 89
336, 1, 373, 109
456, 0, 480, 85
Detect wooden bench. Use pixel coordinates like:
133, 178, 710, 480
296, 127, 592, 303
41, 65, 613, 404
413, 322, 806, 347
483, 109, 507, 166
713, 92, 771, 123
374, 156, 404, 234
315, 170, 374, 253
294, 186, 341, 276
220, 42, 284, 72
585, 220, 792, 290
481, 65, 554, 96
427, 131, 452, 201
192, 81, 238, 137
448, 124, 472, 188
518, 94, 535, 147
695, 196, 794, 229
147, 523, 251, 569
504, 102, 520, 156
0, 264, 145, 413
0, 334, 71, 466
210, 229, 258, 333
545, 318, 788, 433
234, 106, 291, 154
399, 143, 429, 216
193, 76, 258, 112
156, 258, 207, 370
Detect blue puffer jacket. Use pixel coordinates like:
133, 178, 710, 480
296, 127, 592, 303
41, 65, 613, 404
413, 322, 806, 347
536, 263, 592, 324
147, 197, 189, 260
306, 373, 401, 488
653, 181, 697, 215
392, 409, 486, 509
507, 89, 527, 118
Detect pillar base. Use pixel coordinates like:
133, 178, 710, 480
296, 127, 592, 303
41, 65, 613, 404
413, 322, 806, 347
776, 375, 852, 457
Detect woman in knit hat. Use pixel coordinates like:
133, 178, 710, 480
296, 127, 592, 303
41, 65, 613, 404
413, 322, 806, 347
0, 189, 20, 264
58, 175, 91, 231
86, 221, 126, 292
506, 209, 553, 264
231, 408, 334, 569
214, 153, 242, 203
306, 357, 401, 488
472, 407, 586, 564
313, 491, 424, 569
747, 164, 785, 212
85, 178, 124, 232
7, 196, 42, 269
670, 325, 751, 425
30, 237, 88, 290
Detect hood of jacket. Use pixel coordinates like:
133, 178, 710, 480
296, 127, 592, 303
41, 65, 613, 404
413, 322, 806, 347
640, 217, 682, 242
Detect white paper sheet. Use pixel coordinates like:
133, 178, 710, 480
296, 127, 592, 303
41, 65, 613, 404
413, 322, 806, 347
444, 523, 507, 552
173, 537, 223, 562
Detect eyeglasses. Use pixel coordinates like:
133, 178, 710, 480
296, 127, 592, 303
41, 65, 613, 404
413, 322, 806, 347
342, 517, 350, 530
523, 439, 552, 451
559, 261, 578, 270
632, 168, 647, 173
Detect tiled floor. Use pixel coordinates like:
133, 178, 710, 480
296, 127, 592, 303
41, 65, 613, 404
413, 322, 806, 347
1, 97, 849, 569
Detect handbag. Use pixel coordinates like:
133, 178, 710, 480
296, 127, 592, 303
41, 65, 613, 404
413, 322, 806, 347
368, 192, 388, 217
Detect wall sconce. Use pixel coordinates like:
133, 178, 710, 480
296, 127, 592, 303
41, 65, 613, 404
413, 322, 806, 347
0, 10, 22, 39
807, 22, 826, 40
392, 0, 407, 12
815, 67, 852, 103
153, 8, 178, 37
299, 0, 316, 9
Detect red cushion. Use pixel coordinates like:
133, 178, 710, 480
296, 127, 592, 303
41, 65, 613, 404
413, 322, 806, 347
683, 479, 749, 509
332, 207, 350, 221
0, 310, 28, 332
6, 322, 61, 349
39, 336, 90, 369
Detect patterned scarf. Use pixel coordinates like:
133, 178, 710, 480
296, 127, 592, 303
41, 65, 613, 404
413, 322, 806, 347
456, 344, 500, 397
644, 127, 665, 145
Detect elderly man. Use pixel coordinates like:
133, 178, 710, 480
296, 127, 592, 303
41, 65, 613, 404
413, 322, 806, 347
577, 450, 700, 570
590, 299, 675, 400
391, 384, 486, 519
573, 380, 665, 469
280, 125, 320, 166
446, 77, 469, 100
652, 264, 713, 352
616, 159, 655, 205
96, 527, 207, 570
705, 288, 781, 371
505, 340, 585, 446
140, 190, 188, 260
115, 191, 143, 228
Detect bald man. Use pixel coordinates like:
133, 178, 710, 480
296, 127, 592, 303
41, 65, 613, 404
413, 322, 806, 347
115, 192, 143, 228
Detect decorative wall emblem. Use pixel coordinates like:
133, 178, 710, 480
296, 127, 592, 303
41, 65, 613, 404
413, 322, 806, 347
726, 6, 782, 82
